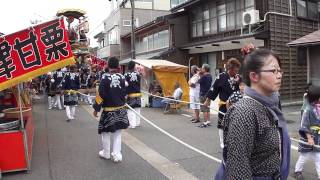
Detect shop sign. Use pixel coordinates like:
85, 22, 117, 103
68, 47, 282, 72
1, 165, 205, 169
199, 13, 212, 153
0, 18, 75, 91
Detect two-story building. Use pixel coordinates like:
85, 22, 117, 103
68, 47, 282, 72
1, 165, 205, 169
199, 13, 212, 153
120, 12, 190, 66
122, 0, 320, 100
175, 0, 320, 100
95, 0, 171, 61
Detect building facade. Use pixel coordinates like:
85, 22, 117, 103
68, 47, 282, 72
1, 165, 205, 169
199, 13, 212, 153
169, 0, 320, 100
120, 13, 190, 67
95, 0, 171, 60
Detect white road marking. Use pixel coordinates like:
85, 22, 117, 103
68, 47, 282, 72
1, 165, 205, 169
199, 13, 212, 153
125, 104, 222, 163
82, 105, 198, 180
83, 104, 303, 167
122, 131, 198, 180
287, 111, 301, 115
181, 114, 192, 118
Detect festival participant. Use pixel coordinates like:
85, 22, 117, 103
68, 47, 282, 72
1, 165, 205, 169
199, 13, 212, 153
189, 65, 201, 123
125, 61, 142, 128
198, 64, 212, 127
93, 57, 129, 162
87, 65, 100, 105
204, 58, 241, 147
52, 69, 65, 110
79, 68, 90, 103
215, 49, 290, 180
62, 65, 80, 121
45, 72, 55, 110
294, 85, 320, 179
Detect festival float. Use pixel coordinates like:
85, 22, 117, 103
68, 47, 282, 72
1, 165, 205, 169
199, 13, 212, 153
56, 9, 90, 67
56, 9, 106, 95
0, 18, 75, 174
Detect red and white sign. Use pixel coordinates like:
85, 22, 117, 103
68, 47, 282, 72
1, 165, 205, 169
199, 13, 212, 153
0, 18, 75, 91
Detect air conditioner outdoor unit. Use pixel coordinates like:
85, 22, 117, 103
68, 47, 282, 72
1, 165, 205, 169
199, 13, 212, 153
242, 10, 260, 26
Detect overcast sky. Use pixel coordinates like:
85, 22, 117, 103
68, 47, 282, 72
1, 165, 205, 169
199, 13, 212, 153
0, 0, 110, 47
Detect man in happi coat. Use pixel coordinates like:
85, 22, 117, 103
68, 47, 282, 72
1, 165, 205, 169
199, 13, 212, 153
124, 61, 142, 128
62, 65, 80, 121
204, 58, 241, 148
53, 69, 65, 110
93, 57, 129, 162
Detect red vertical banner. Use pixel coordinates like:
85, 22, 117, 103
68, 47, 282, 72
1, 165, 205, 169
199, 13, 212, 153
0, 18, 75, 91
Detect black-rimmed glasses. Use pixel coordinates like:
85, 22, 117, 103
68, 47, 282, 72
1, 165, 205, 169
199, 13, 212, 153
260, 69, 284, 75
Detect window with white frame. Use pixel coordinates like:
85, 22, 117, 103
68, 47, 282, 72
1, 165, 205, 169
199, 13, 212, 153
190, 0, 254, 37
191, 7, 203, 37
122, 19, 139, 27
218, 3, 226, 32
123, 20, 131, 27
226, 0, 235, 30
171, 0, 189, 8
296, 0, 320, 20
135, 29, 169, 53
210, 2, 218, 34
108, 26, 119, 45
203, 5, 210, 35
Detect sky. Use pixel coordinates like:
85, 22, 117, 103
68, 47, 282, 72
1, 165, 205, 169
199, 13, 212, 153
0, 0, 111, 47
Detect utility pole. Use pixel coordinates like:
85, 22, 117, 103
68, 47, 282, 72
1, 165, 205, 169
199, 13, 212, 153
130, 0, 136, 59
117, 0, 136, 60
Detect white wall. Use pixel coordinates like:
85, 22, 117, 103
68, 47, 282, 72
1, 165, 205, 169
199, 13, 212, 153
124, 0, 170, 10
154, 0, 170, 10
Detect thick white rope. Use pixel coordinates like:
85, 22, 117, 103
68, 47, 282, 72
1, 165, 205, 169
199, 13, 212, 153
125, 103, 222, 163
141, 90, 225, 116
290, 138, 320, 149
78, 90, 318, 150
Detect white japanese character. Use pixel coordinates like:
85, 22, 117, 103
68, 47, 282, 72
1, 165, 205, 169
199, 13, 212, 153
108, 74, 121, 89
130, 72, 138, 82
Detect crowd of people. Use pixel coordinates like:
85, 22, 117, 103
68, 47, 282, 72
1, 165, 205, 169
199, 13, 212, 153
40, 57, 142, 163
187, 47, 312, 179
30, 45, 320, 179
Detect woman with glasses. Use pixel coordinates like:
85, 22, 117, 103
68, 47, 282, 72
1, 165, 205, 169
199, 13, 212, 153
215, 49, 290, 180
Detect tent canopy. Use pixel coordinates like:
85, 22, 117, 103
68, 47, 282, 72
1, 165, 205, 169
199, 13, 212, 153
133, 59, 188, 73
134, 59, 189, 102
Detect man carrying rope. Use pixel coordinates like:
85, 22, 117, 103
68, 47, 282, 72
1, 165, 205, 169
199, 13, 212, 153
93, 57, 129, 163
204, 58, 241, 148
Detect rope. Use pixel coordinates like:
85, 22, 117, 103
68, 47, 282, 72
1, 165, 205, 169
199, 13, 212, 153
77, 91, 96, 98
76, 89, 225, 115
125, 103, 222, 163
290, 138, 320, 149
141, 90, 225, 116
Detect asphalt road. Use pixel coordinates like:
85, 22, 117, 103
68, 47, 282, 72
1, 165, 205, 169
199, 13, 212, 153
2, 99, 318, 180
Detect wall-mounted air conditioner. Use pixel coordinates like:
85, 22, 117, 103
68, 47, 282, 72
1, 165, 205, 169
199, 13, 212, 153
243, 10, 260, 25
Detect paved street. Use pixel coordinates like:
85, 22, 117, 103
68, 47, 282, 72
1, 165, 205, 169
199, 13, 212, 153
2, 98, 319, 180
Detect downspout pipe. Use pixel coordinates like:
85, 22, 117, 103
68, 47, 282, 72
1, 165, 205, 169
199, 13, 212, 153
260, 0, 293, 22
